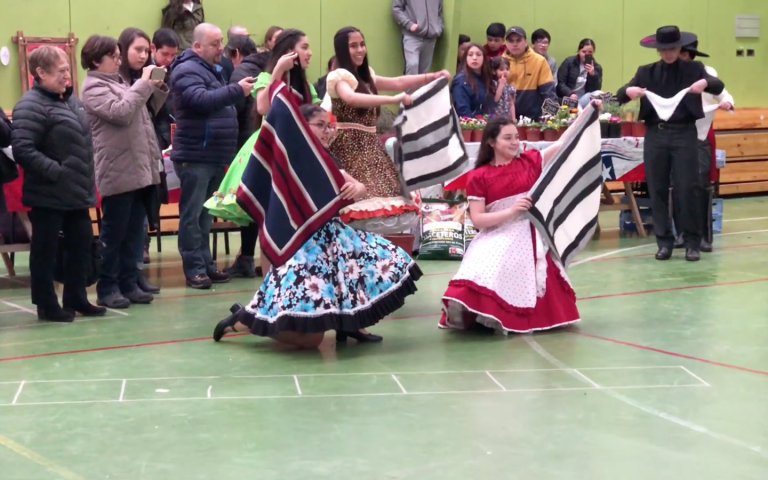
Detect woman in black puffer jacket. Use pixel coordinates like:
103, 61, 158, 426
11, 46, 104, 322
556, 39, 603, 107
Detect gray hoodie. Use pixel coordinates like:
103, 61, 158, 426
392, 0, 444, 39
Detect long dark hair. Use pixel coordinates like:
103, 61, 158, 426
333, 27, 378, 114
118, 27, 152, 83
475, 116, 517, 168
225, 35, 257, 60
251, 28, 311, 129
577, 38, 596, 52
461, 43, 493, 97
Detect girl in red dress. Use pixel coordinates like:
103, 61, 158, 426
440, 116, 581, 334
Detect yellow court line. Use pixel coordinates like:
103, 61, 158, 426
0, 433, 86, 480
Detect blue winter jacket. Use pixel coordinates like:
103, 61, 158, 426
168, 49, 243, 165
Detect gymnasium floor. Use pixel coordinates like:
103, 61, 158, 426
0, 198, 767, 480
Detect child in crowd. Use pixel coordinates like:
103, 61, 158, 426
484, 23, 506, 59
490, 57, 516, 120
457, 34, 471, 72
531, 28, 557, 85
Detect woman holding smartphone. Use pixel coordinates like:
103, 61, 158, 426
80, 30, 168, 309
556, 39, 602, 107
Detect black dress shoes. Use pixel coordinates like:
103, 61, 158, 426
655, 247, 672, 260
685, 249, 700, 262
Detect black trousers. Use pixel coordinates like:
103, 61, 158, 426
97, 189, 147, 297
28, 207, 93, 309
673, 139, 712, 243
644, 123, 701, 249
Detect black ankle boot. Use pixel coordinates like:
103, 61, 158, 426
213, 303, 245, 342
336, 331, 383, 343
38, 305, 75, 323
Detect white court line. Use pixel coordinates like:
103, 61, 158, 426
485, 371, 506, 391
724, 216, 768, 223
119, 380, 126, 402
0, 383, 709, 408
293, 375, 302, 395
11, 381, 25, 405
207, 386, 212, 399
678, 366, 711, 387
0, 300, 35, 315
571, 228, 768, 267
524, 336, 765, 457
0, 366, 689, 385
105, 308, 130, 317
391, 374, 407, 394
571, 369, 601, 388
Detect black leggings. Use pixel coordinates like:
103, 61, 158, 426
241, 223, 258, 257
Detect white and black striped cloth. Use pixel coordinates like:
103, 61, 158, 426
525, 103, 602, 268
392, 77, 468, 192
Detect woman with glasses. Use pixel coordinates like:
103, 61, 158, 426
213, 104, 421, 348
205, 29, 321, 279
80, 33, 168, 309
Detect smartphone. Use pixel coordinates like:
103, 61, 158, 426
150, 67, 166, 81
584, 54, 594, 65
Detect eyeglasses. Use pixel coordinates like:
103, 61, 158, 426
308, 122, 334, 132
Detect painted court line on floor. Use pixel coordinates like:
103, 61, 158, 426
569, 330, 768, 378
0, 384, 708, 409
524, 336, 765, 457
0, 432, 86, 480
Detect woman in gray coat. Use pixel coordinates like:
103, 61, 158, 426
80, 33, 168, 309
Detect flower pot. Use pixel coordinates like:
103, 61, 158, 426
557, 126, 567, 139
471, 128, 483, 142
631, 122, 646, 138
620, 121, 633, 137
461, 129, 472, 142
527, 128, 542, 142
608, 123, 622, 138
600, 122, 609, 139
542, 129, 559, 142
517, 126, 528, 141
384, 234, 415, 255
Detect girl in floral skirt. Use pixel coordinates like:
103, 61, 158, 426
213, 104, 422, 348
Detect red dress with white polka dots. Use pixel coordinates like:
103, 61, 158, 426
439, 151, 581, 333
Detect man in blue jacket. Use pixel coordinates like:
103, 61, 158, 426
169, 23, 255, 289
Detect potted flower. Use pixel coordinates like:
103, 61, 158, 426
541, 119, 559, 142
459, 116, 473, 142
555, 106, 571, 138
517, 116, 532, 141
601, 102, 623, 138
599, 112, 611, 139
621, 100, 640, 137
470, 115, 486, 142
527, 121, 541, 141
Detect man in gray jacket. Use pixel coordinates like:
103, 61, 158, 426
392, 0, 444, 75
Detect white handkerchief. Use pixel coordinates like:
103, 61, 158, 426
644, 88, 690, 121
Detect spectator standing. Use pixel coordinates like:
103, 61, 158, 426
11, 46, 103, 322
556, 39, 603, 107
502, 26, 556, 120
169, 23, 255, 289
314, 56, 337, 101
451, 43, 493, 118
0, 109, 12, 211
225, 35, 259, 148
219, 25, 249, 83
161, 0, 204, 51
531, 28, 557, 85
483, 23, 506, 59
80, 32, 168, 308
392, 0, 444, 74
259, 26, 283, 53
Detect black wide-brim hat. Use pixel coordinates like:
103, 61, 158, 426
640, 26, 697, 49
682, 40, 710, 58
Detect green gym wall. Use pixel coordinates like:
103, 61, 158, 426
0, 0, 765, 109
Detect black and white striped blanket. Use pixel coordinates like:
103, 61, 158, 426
525, 103, 602, 268
392, 77, 468, 192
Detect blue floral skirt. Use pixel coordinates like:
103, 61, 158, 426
240, 217, 422, 336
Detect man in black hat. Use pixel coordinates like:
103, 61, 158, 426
617, 26, 725, 262
672, 40, 734, 252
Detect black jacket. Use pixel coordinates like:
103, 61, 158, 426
11, 85, 96, 210
556, 55, 603, 98
0, 110, 10, 148
314, 74, 328, 101
230, 52, 269, 149
616, 59, 724, 125
168, 49, 243, 165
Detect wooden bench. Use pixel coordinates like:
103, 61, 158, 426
714, 107, 768, 195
